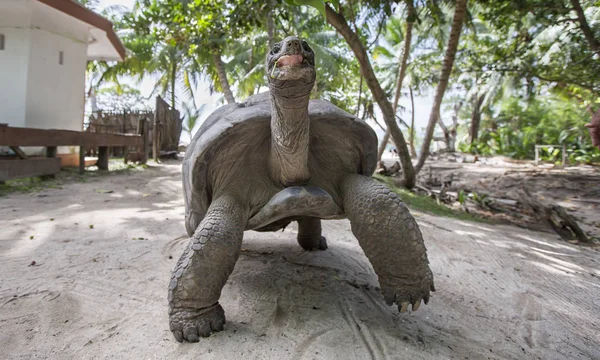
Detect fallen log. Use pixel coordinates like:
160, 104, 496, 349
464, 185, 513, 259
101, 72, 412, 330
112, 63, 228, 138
519, 190, 592, 243
376, 161, 401, 177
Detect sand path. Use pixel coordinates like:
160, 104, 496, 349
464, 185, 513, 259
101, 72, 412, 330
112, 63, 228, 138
1, 161, 598, 359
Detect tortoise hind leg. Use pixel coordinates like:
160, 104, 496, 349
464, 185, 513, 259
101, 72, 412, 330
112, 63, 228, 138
297, 217, 328, 251
168, 195, 247, 342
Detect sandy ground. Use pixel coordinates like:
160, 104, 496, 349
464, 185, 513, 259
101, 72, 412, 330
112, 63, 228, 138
1, 160, 599, 360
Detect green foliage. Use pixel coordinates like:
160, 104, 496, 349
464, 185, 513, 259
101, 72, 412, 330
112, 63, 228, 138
182, 102, 206, 137
458, 96, 600, 163
83, 0, 600, 167
284, 0, 339, 17
458, 189, 466, 205
96, 84, 148, 111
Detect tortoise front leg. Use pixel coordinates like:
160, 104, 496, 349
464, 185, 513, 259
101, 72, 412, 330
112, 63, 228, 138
340, 174, 434, 312
168, 195, 247, 342
297, 217, 328, 250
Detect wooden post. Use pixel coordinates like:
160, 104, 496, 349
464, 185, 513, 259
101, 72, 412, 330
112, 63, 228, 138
79, 146, 86, 175
153, 97, 160, 162
140, 118, 149, 164
46, 146, 57, 158
97, 146, 109, 170
562, 144, 567, 166
122, 110, 128, 161
42, 146, 58, 179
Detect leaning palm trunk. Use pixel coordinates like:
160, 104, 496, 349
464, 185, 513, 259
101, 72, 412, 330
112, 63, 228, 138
414, 0, 467, 173
570, 0, 600, 53
377, 0, 416, 161
171, 60, 177, 108
470, 93, 485, 144
409, 87, 417, 157
212, 49, 236, 104
325, 4, 415, 188
267, 0, 275, 49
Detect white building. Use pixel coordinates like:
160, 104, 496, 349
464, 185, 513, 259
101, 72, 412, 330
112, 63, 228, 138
0, 0, 125, 161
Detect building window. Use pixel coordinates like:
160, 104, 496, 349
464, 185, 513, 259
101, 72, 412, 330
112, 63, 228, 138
59, 51, 64, 65
0, 34, 5, 50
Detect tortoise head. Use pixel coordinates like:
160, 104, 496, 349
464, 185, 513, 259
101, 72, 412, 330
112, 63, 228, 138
266, 36, 316, 95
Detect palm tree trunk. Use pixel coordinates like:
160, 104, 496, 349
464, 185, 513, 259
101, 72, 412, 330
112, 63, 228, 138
267, 0, 275, 49
570, 0, 600, 53
470, 94, 485, 144
414, 0, 467, 173
409, 87, 417, 157
437, 115, 450, 149
378, 131, 391, 159
325, 4, 415, 188
171, 60, 177, 108
377, 0, 416, 161
212, 50, 236, 104
356, 75, 363, 116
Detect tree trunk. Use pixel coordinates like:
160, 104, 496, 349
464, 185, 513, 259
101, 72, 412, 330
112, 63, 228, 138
356, 75, 363, 116
325, 4, 415, 188
470, 94, 484, 144
391, 0, 415, 115
377, 0, 416, 162
378, 131, 392, 160
414, 0, 467, 173
409, 87, 417, 157
212, 50, 236, 104
437, 113, 450, 150
570, 0, 600, 53
171, 60, 177, 108
447, 102, 462, 152
267, 0, 275, 49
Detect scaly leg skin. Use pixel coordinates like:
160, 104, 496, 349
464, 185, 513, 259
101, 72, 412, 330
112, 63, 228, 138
297, 217, 328, 251
168, 195, 246, 342
341, 174, 435, 312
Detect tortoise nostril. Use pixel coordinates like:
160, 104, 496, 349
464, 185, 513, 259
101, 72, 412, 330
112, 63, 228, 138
286, 40, 301, 50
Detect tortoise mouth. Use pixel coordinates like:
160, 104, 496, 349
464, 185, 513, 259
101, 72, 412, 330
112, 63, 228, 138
277, 54, 303, 67
268, 55, 315, 83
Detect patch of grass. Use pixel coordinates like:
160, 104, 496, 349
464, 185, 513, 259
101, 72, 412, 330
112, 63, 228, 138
373, 175, 488, 223
0, 176, 62, 196
0, 158, 147, 197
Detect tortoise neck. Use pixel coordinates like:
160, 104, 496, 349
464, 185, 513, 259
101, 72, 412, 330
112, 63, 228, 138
269, 92, 311, 186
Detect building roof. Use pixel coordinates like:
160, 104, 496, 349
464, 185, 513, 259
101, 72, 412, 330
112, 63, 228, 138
38, 0, 126, 61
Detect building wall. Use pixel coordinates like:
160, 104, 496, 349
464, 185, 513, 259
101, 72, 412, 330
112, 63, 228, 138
25, 27, 87, 132
0, 0, 33, 127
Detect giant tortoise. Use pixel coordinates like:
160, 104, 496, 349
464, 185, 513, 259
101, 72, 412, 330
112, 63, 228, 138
168, 36, 435, 342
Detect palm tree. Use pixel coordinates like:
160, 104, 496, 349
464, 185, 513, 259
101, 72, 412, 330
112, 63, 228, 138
182, 102, 206, 138
324, 3, 416, 188
415, 0, 468, 173
376, 0, 417, 161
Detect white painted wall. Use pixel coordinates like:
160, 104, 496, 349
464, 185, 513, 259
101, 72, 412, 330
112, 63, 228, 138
0, 28, 31, 127
0, 0, 33, 127
25, 28, 87, 131
1, 0, 88, 132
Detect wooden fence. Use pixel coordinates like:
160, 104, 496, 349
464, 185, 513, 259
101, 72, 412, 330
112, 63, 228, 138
86, 96, 181, 159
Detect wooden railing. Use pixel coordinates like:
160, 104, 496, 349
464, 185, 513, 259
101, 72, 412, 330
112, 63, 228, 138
0, 123, 148, 181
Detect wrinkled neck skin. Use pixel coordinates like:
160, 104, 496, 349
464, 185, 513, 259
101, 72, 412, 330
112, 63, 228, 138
269, 89, 311, 187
